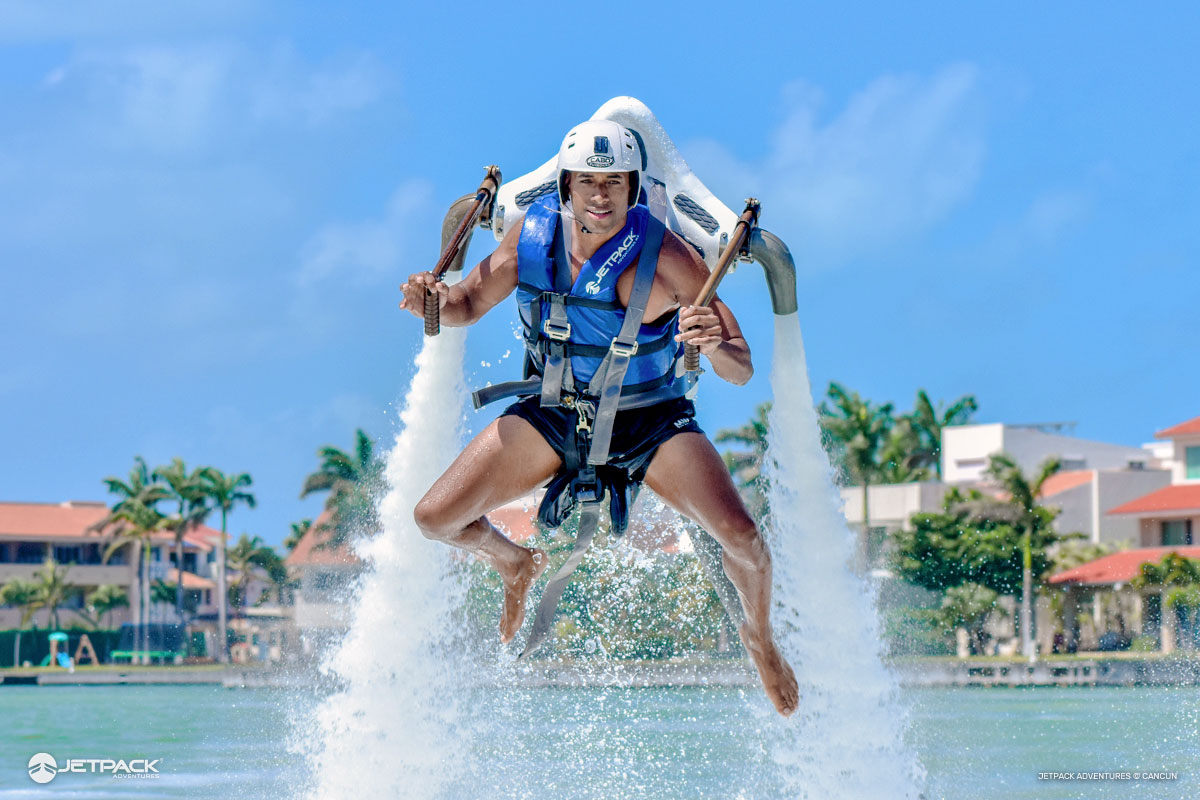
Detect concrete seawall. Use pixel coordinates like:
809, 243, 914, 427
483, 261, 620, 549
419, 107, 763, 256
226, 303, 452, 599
3, 656, 1198, 688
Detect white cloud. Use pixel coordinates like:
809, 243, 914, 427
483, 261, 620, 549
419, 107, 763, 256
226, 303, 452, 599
684, 64, 985, 267
0, 0, 261, 42
45, 41, 385, 153
1022, 189, 1090, 243
296, 180, 437, 287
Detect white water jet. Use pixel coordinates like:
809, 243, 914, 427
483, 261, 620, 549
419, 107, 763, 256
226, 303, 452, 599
296, 325, 471, 800
764, 313, 926, 798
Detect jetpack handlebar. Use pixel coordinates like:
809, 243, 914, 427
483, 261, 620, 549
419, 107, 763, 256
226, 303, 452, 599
424, 165, 503, 336
684, 199, 760, 372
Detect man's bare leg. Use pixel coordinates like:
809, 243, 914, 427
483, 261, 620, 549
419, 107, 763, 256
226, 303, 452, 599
644, 432, 799, 716
415, 414, 562, 642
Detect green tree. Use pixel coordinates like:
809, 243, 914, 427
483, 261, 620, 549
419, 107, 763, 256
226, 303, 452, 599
284, 519, 312, 552
151, 579, 199, 615
1132, 552, 1200, 651
30, 559, 78, 630
819, 382, 895, 536
877, 417, 932, 484
893, 487, 1059, 595
907, 390, 978, 479
199, 467, 256, 664
225, 534, 284, 619
300, 429, 384, 548
99, 497, 171, 659
715, 402, 771, 519
985, 453, 1063, 660
85, 584, 130, 629
154, 458, 212, 621
0, 577, 42, 667
934, 582, 1007, 656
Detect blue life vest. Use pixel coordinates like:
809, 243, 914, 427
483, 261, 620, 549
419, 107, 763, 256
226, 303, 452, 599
515, 195, 684, 405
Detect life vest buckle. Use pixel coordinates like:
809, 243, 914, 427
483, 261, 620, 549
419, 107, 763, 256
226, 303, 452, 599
609, 339, 638, 357
542, 319, 572, 341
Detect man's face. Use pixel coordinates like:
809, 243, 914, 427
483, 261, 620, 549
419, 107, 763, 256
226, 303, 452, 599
566, 171, 632, 235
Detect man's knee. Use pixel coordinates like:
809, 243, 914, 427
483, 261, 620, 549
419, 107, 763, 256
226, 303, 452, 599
712, 512, 769, 570
413, 494, 456, 541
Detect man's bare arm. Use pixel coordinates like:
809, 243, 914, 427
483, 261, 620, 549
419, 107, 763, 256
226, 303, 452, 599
399, 221, 521, 326
663, 231, 754, 386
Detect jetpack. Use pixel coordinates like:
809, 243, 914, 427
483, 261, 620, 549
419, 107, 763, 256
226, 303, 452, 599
424, 96, 799, 658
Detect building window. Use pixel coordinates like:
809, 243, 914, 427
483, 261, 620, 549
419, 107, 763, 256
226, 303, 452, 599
53, 545, 82, 564
16, 542, 45, 563
1162, 520, 1193, 546
1187, 446, 1200, 480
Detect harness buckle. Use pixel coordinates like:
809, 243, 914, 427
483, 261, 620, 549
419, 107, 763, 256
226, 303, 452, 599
542, 320, 572, 341
573, 397, 595, 433
609, 339, 638, 357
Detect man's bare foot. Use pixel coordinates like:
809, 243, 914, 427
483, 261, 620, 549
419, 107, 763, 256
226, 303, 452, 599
497, 548, 548, 644
739, 624, 799, 716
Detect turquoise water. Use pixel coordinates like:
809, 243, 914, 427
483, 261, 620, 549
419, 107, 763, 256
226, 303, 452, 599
1, 684, 1197, 799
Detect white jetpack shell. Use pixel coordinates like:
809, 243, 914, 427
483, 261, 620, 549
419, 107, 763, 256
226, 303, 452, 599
490, 96, 740, 269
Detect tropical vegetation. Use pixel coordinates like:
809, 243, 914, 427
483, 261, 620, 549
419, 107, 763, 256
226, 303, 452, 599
301, 428, 385, 549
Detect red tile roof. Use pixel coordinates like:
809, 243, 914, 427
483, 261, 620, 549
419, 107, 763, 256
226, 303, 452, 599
1049, 547, 1200, 586
166, 567, 216, 590
1038, 470, 1094, 499
284, 511, 362, 567
0, 500, 220, 550
1156, 415, 1200, 439
1107, 484, 1200, 515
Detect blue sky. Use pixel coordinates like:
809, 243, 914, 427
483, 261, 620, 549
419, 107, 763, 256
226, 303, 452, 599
2, 2, 1196, 547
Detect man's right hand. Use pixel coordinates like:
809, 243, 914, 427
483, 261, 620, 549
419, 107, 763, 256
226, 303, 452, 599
399, 271, 450, 319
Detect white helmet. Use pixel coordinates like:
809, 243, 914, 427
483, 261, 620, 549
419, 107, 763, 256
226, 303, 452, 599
556, 119, 644, 208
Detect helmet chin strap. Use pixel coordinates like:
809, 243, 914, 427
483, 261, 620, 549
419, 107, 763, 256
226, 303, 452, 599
560, 200, 593, 234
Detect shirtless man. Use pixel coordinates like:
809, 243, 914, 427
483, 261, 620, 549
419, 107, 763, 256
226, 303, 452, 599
399, 120, 798, 716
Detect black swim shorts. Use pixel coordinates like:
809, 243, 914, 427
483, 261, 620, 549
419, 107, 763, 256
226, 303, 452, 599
500, 395, 704, 480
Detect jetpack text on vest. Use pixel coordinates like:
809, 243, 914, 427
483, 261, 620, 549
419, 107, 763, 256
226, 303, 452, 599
585, 228, 640, 295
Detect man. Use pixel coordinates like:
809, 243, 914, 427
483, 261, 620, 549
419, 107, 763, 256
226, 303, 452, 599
399, 120, 798, 716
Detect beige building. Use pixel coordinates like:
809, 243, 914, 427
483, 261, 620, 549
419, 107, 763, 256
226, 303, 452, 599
0, 500, 221, 629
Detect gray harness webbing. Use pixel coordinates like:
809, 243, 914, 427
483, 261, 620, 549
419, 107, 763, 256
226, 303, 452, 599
517, 217, 664, 662
584, 217, 664, 466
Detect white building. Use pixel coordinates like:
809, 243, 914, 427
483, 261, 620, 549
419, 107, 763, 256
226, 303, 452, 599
941, 422, 1154, 484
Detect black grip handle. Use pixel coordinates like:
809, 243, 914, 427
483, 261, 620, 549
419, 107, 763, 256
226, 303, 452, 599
424, 289, 440, 336
684, 343, 700, 372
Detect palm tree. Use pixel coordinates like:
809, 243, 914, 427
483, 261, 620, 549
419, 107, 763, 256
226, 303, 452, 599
31, 559, 77, 631
301, 429, 384, 548
0, 577, 42, 667
819, 382, 895, 540
715, 402, 772, 518
154, 459, 212, 621
85, 584, 130, 629
199, 467, 256, 664
225, 534, 284, 619
284, 519, 312, 552
877, 417, 932, 484
100, 498, 171, 661
908, 390, 978, 479
985, 452, 1062, 661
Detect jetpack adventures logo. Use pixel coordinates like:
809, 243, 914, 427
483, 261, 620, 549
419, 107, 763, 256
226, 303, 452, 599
28, 752, 162, 783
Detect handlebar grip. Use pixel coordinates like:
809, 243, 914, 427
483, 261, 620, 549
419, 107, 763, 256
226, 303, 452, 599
424, 289, 440, 336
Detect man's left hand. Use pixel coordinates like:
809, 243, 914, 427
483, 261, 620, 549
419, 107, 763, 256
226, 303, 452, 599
676, 305, 723, 355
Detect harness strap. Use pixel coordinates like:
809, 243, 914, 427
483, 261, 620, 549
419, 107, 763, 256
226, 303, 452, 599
539, 294, 571, 407
517, 501, 602, 662
471, 379, 541, 410
584, 215, 665, 466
